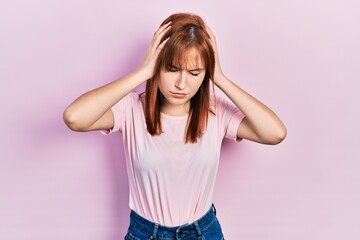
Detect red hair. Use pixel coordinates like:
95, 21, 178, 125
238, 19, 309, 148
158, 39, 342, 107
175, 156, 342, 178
145, 13, 215, 143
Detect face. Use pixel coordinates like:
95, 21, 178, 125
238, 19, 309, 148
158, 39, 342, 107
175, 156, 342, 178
158, 48, 206, 115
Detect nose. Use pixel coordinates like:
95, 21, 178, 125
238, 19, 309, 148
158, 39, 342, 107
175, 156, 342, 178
175, 71, 186, 90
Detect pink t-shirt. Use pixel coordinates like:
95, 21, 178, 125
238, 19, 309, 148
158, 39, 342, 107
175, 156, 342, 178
103, 92, 244, 226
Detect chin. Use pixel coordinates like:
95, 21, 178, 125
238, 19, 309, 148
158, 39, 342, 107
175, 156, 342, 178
165, 96, 190, 105
169, 98, 189, 105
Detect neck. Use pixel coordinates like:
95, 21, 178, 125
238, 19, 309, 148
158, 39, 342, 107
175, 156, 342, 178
161, 101, 190, 116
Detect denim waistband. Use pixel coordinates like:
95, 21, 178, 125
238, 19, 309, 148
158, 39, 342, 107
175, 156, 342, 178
128, 204, 217, 239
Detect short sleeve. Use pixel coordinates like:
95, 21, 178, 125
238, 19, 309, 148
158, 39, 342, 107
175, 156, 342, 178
100, 92, 140, 135
214, 95, 245, 142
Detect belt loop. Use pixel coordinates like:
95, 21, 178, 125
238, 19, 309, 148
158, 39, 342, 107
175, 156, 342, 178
212, 204, 217, 215
194, 221, 202, 237
150, 223, 158, 239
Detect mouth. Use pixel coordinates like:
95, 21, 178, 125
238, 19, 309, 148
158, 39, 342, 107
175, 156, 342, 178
170, 92, 188, 99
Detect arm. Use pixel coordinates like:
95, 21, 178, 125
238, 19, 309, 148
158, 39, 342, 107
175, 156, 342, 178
206, 26, 287, 145
63, 22, 171, 131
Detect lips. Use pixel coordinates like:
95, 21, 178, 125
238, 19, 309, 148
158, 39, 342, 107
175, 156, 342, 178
170, 92, 187, 98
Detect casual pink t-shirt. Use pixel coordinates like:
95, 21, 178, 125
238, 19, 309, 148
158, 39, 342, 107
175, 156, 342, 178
103, 92, 244, 226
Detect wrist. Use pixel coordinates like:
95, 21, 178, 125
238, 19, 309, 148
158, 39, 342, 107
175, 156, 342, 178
213, 73, 228, 88
134, 67, 153, 82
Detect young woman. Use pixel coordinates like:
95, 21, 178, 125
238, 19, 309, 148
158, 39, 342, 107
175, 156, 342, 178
64, 13, 286, 240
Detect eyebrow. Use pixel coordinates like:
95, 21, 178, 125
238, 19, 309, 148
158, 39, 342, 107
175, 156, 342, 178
169, 65, 204, 71
187, 68, 204, 72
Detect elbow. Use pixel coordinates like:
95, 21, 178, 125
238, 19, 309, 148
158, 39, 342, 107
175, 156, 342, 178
63, 108, 85, 131
269, 125, 287, 145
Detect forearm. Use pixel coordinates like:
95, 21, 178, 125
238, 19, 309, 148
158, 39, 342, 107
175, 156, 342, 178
64, 22, 171, 131
215, 75, 287, 143
63, 68, 149, 130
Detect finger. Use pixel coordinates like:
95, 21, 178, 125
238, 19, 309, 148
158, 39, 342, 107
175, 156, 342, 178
204, 24, 217, 49
156, 37, 170, 51
205, 25, 217, 43
204, 24, 214, 37
154, 21, 172, 37
149, 22, 171, 49
151, 24, 171, 51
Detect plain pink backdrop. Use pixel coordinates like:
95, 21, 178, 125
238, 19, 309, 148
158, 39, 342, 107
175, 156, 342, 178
1, 0, 359, 239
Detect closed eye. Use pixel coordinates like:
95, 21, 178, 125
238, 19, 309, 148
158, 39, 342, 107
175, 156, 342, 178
167, 65, 180, 72
189, 72, 200, 76
188, 68, 204, 77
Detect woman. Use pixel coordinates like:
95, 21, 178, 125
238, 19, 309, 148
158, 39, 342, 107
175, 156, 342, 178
64, 13, 286, 240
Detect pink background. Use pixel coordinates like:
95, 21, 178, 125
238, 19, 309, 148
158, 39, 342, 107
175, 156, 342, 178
1, 0, 359, 239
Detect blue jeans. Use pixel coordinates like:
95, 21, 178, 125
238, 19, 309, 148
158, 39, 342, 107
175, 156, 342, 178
124, 204, 224, 240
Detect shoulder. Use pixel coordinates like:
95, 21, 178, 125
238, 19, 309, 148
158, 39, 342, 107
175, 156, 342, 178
112, 91, 143, 112
127, 91, 141, 101
210, 93, 230, 113
121, 91, 142, 104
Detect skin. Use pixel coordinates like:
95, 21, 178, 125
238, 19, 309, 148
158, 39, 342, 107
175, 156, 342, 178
63, 21, 287, 145
205, 25, 287, 144
63, 22, 171, 132
158, 48, 206, 116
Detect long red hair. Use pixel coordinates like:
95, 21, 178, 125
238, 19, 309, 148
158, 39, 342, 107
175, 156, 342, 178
145, 13, 215, 143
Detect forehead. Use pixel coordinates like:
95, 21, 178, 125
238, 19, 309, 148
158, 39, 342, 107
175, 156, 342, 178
171, 48, 205, 69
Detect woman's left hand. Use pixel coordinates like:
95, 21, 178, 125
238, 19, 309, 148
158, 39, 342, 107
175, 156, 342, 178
205, 25, 287, 145
205, 25, 225, 85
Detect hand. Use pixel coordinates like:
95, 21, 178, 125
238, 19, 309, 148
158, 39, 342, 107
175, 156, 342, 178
139, 21, 171, 79
205, 25, 225, 85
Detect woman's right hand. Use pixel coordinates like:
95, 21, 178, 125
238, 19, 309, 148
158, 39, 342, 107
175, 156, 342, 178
139, 21, 171, 79
63, 22, 172, 132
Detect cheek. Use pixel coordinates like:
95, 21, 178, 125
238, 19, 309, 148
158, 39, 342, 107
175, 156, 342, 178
158, 79, 166, 94
158, 72, 168, 88
191, 75, 206, 90
159, 71, 176, 83
158, 73, 175, 94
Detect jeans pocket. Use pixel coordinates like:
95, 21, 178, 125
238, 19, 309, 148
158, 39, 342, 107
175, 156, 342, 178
124, 232, 141, 240
202, 217, 224, 240
124, 224, 149, 240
